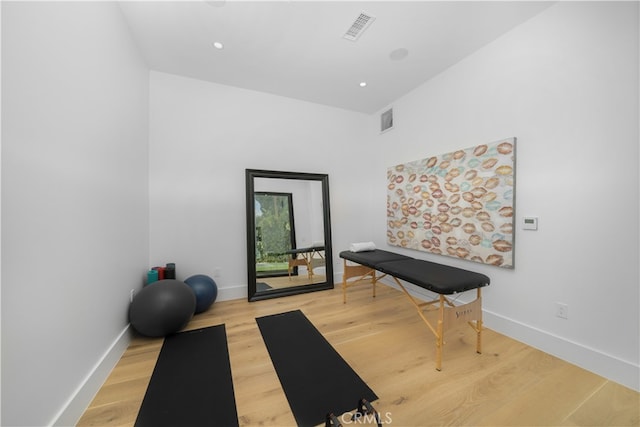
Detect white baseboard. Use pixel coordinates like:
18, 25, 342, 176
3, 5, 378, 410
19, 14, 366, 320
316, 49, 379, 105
217, 284, 247, 302
483, 309, 640, 392
373, 275, 640, 392
51, 325, 132, 427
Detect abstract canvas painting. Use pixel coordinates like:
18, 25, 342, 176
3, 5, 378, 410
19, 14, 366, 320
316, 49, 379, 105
387, 138, 516, 268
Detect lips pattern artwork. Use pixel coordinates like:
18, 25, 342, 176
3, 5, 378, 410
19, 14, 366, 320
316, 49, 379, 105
387, 138, 516, 268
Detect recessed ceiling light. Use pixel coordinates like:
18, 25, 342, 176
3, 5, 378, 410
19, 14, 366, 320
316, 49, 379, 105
213, 41, 224, 50
359, 82, 367, 87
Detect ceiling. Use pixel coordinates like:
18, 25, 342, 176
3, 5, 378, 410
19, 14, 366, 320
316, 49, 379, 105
118, 1, 554, 114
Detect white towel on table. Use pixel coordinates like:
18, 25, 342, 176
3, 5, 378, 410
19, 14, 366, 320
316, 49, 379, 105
349, 241, 377, 252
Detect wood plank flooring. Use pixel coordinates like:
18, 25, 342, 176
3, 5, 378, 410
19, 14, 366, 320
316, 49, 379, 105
78, 282, 640, 426
258, 273, 327, 290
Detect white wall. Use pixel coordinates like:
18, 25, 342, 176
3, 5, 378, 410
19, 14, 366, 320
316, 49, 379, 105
1, 3, 149, 426
368, 1, 639, 390
0, 3, 4, 424
148, 71, 371, 299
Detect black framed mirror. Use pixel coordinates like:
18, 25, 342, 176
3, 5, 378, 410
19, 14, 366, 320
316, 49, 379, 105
246, 169, 333, 301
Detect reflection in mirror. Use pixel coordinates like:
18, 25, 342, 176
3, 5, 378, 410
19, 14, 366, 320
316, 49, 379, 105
246, 169, 333, 301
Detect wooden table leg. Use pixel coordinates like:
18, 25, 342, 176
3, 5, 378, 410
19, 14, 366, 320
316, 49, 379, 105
436, 295, 445, 371
476, 288, 483, 354
342, 260, 348, 304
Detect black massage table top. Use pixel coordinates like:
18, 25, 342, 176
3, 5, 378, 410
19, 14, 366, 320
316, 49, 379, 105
340, 249, 490, 295
339, 249, 412, 267
286, 245, 325, 255
376, 259, 489, 295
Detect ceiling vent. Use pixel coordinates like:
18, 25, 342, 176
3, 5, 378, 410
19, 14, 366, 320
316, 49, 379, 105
343, 12, 375, 41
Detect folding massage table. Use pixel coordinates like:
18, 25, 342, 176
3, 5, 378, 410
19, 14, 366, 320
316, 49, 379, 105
340, 249, 490, 370
286, 245, 325, 281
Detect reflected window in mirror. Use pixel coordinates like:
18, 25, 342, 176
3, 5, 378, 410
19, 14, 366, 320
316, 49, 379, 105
255, 192, 296, 279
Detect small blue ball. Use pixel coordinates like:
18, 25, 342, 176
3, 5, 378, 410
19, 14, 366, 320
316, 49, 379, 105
184, 274, 218, 314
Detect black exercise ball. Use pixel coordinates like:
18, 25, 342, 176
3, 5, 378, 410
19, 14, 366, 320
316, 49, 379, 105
129, 279, 196, 337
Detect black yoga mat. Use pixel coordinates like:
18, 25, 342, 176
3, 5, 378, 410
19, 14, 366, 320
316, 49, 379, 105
256, 310, 377, 426
135, 324, 239, 427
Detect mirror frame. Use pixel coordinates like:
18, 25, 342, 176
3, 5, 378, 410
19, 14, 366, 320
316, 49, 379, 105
246, 169, 334, 301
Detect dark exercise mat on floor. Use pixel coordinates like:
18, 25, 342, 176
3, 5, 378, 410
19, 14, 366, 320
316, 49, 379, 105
135, 324, 239, 427
256, 309, 377, 427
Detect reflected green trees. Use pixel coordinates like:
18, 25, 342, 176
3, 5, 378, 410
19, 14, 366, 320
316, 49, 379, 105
255, 192, 294, 276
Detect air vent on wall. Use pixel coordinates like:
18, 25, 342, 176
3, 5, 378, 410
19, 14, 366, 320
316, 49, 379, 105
343, 12, 376, 41
381, 108, 393, 133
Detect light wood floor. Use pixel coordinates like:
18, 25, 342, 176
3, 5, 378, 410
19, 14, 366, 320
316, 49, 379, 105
259, 273, 327, 290
78, 282, 640, 427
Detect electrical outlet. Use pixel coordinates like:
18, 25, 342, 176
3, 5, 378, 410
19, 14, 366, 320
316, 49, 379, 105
555, 302, 568, 319
213, 267, 221, 278
130, 289, 136, 303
